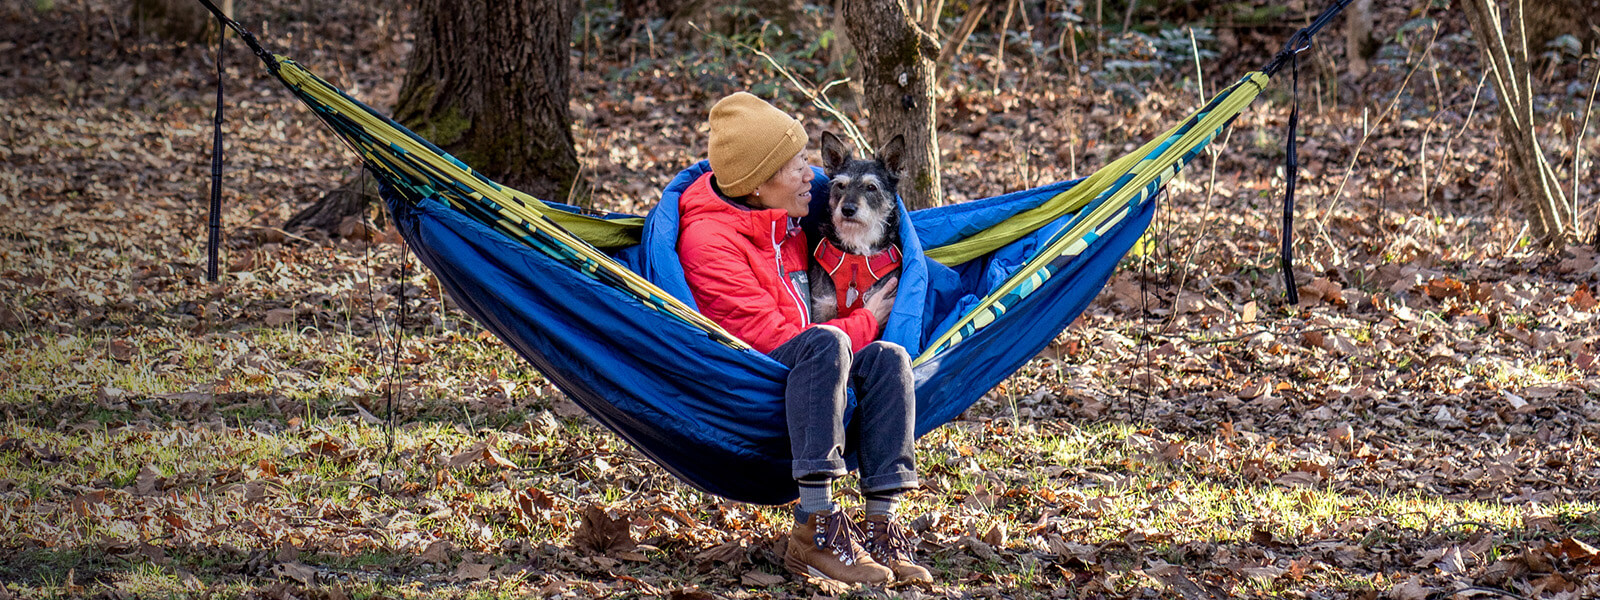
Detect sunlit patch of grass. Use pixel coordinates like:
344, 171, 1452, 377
113, 560, 199, 598
1, 319, 559, 433
913, 420, 1600, 551
1471, 357, 1583, 388
2, 407, 1598, 598
5, 328, 1599, 598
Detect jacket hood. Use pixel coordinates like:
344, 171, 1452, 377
678, 172, 792, 246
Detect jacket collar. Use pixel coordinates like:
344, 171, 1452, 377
680, 172, 794, 246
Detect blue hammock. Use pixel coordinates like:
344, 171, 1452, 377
201, 8, 1287, 504
396, 163, 1154, 503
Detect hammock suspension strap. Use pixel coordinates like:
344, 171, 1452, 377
206, 27, 225, 282
1259, 0, 1356, 304
199, 0, 282, 283
1262, 0, 1356, 77
195, 0, 274, 66
1281, 52, 1302, 305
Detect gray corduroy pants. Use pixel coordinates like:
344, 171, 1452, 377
768, 326, 918, 493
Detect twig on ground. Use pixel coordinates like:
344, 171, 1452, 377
1428, 71, 1488, 204
316, 479, 383, 494
245, 225, 315, 245
1454, 586, 1533, 600
1132, 323, 1372, 347
517, 452, 597, 473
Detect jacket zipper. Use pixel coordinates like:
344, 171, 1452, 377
771, 220, 810, 326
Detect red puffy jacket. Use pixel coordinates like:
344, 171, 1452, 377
678, 172, 878, 354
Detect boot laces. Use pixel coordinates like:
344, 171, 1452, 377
863, 517, 917, 561
813, 511, 870, 566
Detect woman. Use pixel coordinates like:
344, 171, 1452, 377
676, 92, 931, 585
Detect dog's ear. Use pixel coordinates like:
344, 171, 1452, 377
821, 131, 851, 175
876, 135, 906, 180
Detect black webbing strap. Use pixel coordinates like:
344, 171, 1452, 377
197, 0, 278, 282
206, 31, 224, 282
1281, 54, 1301, 305
194, 0, 274, 67
1257, 0, 1355, 304
1261, 0, 1356, 77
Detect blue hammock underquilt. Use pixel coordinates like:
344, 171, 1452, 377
389, 161, 1154, 505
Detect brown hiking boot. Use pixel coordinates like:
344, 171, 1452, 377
860, 514, 933, 584
783, 510, 893, 585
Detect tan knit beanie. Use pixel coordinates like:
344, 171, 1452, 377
707, 92, 809, 198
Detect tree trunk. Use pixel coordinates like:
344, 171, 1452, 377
841, 0, 943, 209
393, 0, 580, 203
131, 0, 231, 42
1343, 0, 1376, 79
290, 0, 581, 235
1462, 0, 1574, 247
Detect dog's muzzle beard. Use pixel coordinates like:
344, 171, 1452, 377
832, 216, 885, 256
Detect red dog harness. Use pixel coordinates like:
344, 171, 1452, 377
813, 240, 902, 313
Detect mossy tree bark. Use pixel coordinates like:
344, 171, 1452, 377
841, 0, 943, 209
290, 0, 582, 235
395, 0, 581, 203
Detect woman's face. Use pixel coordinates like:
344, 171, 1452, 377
750, 151, 814, 218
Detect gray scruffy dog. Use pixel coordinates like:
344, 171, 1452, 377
808, 131, 905, 323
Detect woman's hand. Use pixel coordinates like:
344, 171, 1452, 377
863, 276, 899, 330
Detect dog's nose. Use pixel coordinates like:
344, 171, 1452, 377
840, 204, 857, 218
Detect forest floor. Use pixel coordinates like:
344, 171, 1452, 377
3, 1, 1600, 598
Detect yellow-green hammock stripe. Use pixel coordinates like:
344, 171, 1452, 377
277, 49, 1267, 365
275, 58, 745, 349
918, 72, 1268, 362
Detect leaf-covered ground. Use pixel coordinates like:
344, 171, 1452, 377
3, 1, 1599, 598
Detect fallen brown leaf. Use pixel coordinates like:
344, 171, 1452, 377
572, 504, 636, 555
134, 464, 163, 495
981, 521, 1008, 547
418, 540, 452, 565
263, 308, 296, 327
449, 561, 492, 582
448, 440, 519, 469
271, 562, 317, 586
740, 570, 786, 587
1386, 578, 1431, 600
668, 588, 720, 600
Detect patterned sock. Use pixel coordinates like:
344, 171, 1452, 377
795, 477, 837, 522
863, 489, 904, 518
